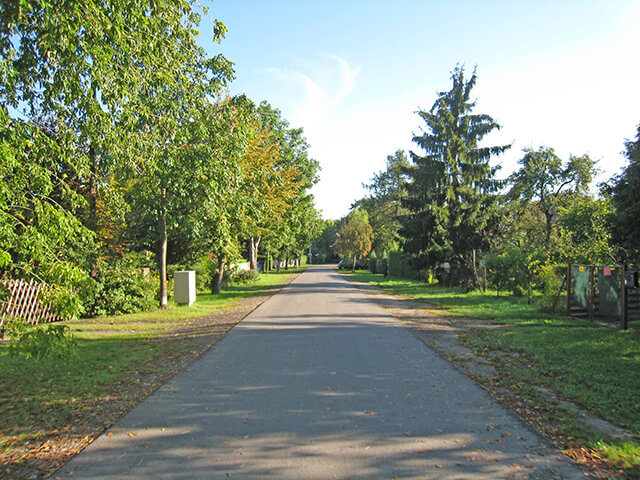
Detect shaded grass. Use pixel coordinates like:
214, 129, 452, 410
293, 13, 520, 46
0, 337, 191, 442
345, 270, 640, 475
0, 268, 303, 476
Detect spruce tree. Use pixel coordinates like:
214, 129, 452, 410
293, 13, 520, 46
402, 66, 510, 287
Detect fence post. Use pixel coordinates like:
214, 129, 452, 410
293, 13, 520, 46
621, 264, 628, 330
566, 265, 572, 316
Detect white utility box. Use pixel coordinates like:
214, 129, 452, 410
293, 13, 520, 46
174, 271, 196, 306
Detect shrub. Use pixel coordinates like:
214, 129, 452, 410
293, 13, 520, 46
231, 268, 259, 285
6, 318, 77, 362
388, 251, 423, 279
87, 252, 156, 316
537, 263, 566, 313
369, 253, 378, 273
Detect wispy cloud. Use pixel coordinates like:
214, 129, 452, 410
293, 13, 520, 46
263, 55, 360, 127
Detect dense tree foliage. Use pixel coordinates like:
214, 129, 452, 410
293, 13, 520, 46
609, 125, 640, 263
507, 146, 596, 256
340, 65, 636, 308
1, 1, 321, 317
354, 149, 409, 256
333, 209, 373, 271
401, 66, 509, 287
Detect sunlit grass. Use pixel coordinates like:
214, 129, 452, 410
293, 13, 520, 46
0, 267, 304, 476
344, 269, 640, 475
64, 268, 304, 337
346, 270, 564, 324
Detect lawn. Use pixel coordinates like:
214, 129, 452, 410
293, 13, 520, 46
345, 270, 640, 477
0, 268, 303, 479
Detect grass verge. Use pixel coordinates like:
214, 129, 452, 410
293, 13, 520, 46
345, 270, 640, 478
0, 268, 303, 479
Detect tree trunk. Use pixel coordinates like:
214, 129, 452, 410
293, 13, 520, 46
472, 249, 477, 291
88, 146, 98, 276
352, 256, 356, 272
211, 254, 226, 294
159, 188, 168, 308
545, 210, 553, 256
249, 236, 261, 274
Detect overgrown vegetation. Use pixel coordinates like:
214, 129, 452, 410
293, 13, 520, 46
5, 320, 77, 362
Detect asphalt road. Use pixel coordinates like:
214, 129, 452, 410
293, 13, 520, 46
56, 265, 587, 479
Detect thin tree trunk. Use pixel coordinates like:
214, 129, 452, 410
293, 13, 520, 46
159, 188, 168, 308
249, 236, 261, 274
88, 146, 98, 277
211, 254, 226, 294
545, 211, 553, 256
472, 249, 477, 291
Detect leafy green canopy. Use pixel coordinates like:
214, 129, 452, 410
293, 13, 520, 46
355, 149, 410, 256
0, 0, 233, 314
507, 146, 596, 255
333, 209, 373, 269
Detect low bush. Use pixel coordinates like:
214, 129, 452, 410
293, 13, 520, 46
6, 318, 77, 361
231, 268, 259, 285
87, 252, 156, 316
369, 253, 378, 273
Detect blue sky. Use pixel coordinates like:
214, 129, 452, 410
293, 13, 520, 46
199, 1, 640, 219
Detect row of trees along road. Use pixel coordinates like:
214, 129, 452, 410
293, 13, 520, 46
1, 1, 321, 317
318, 65, 640, 305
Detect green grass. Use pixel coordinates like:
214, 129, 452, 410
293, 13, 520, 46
0, 337, 190, 441
347, 271, 561, 324
0, 268, 303, 476
345, 270, 640, 475
65, 268, 304, 336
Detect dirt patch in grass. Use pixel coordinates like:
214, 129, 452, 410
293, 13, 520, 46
0, 293, 272, 480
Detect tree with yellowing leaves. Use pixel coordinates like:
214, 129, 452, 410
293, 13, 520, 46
334, 209, 374, 271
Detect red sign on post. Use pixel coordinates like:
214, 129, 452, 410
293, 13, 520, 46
603, 266, 612, 276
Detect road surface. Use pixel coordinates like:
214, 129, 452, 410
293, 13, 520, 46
56, 265, 586, 479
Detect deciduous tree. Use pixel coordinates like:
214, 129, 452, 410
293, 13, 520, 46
333, 209, 373, 271
608, 124, 640, 263
507, 146, 596, 257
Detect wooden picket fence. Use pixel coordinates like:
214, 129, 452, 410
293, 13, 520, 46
0, 278, 63, 330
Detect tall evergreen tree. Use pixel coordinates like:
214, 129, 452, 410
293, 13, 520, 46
609, 123, 640, 263
402, 66, 510, 286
